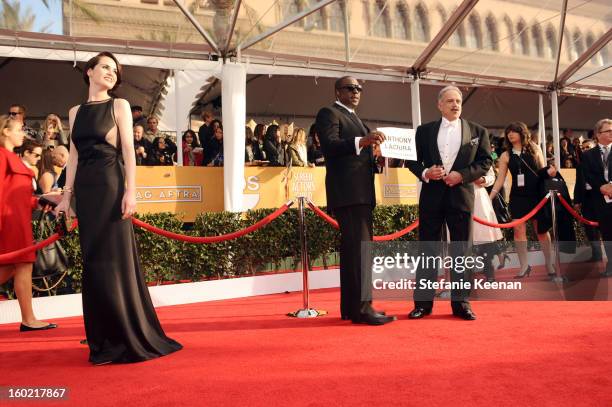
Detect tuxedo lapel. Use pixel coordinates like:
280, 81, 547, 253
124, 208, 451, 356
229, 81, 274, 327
429, 119, 442, 165
450, 119, 473, 171
334, 103, 368, 136
461, 118, 471, 149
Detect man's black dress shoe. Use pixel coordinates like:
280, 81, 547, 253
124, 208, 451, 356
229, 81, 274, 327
19, 323, 58, 332
342, 310, 386, 320
351, 313, 395, 325
408, 307, 431, 319
452, 309, 477, 320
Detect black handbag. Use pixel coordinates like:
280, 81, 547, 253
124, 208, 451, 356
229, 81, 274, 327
33, 213, 69, 278
492, 193, 512, 224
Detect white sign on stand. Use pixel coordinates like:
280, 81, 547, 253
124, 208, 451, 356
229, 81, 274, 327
377, 127, 416, 160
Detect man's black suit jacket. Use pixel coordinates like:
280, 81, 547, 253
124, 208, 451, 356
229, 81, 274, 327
580, 145, 611, 219
315, 104, 376, 210
406, 119, 492, 213
574, 161, 598, 217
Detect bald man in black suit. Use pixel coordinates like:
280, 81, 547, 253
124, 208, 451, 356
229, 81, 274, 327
315, 76, 395, 326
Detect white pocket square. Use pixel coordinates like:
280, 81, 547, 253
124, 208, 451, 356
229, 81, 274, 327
470, 137, 479, 146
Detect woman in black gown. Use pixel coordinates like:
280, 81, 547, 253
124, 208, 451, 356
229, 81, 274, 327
56, 52, 182, 364
489, 122, 557, 279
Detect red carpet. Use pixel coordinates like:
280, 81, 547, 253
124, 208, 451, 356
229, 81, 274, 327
2, 288, 612, 406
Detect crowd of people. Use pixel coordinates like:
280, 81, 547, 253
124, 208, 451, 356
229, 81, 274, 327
9, 100, 594, 172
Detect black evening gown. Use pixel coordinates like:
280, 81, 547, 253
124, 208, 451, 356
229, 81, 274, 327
72, 98, 182, 364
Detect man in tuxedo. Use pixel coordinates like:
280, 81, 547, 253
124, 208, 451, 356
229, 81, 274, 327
315, 76, 395, 326
573, 139, 602, 262
406, 85, 492, 320
579, 119, 612, 277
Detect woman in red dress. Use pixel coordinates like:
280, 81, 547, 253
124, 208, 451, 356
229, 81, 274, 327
0, 115, 57, 331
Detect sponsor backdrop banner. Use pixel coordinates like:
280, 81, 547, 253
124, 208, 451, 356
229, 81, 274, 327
134, 167, 575, 222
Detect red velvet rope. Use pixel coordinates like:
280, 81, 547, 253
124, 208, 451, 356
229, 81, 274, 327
307, 201, 419, 241
373, 221, 420, 241
0, 220, 78, 263
131, 203, 292, 243
556, 193, 599, 227
310, 195, 550, 233
307, 202, 339, 229
472, 194, 550, 228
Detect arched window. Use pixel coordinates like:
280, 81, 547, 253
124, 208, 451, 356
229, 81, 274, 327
414, 3, 430, 42
573, 30, 585, 58
585, 33, 603, 65
373, 0, 391, 38
565, 28, 577, 61
484, 14, 498, 51
516, 19, 529, 56
545, 25, 557, 59
439, 6, 460, 47
283, 0, 303, 27
305, 0, 325, 30
327, 1, 345, 33
504, 16, 515, 54
466, 14, 482, 49
531, 24, 544, 57
393, 2, 411, 40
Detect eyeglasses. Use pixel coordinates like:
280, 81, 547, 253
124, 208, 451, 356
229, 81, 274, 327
8, 111, 21, 116
599, 129, 612, 134
339, 85, 363, 93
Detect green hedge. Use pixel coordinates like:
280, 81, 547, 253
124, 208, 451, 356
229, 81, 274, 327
2, 204, 589, 296
30, 205, 421, 293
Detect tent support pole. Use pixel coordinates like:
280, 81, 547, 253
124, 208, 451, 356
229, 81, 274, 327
550, 90, 561, 170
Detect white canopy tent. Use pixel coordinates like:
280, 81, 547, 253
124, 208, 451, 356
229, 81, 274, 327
1, 0, 610, 210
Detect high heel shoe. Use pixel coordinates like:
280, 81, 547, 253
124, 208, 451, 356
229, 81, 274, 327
546, 265, 557, 278
514, 265, 532, 279
497, 254, 511, 270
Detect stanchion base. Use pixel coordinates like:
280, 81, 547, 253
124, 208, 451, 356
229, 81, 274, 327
287, 309, 327, 318
550, 275, 569, 283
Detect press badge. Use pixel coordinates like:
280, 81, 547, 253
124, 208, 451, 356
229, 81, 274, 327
517, 173, 525, 187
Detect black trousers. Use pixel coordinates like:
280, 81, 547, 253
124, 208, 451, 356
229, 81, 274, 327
598, 203, 612, 273
582, 203, 602, 258
415, 207, 473, 312
334, 205, 373, 320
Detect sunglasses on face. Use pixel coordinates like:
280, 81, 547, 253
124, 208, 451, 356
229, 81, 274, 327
340, 85, 363, 93
8, 111, 21, 116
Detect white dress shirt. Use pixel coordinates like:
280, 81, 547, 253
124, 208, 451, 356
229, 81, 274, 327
423, 118, 462, 182
334, 100, 364, 155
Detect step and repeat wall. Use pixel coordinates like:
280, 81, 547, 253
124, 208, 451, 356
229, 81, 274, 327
135, 167, 576, 222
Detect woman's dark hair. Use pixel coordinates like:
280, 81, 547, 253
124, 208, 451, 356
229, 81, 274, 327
254, 123, 266, 142
182, 130, 198, 148
265, 124, 279, 144
503, 121, 537, 159
211, 119, 222, 130
83, 51, 123, 91
21, 139, 43, 154
37, 148, 55, 176
308, 124, 318, 139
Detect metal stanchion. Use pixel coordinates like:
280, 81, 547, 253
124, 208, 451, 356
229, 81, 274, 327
288, 197, 326, 318
549, 190, 568, 283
